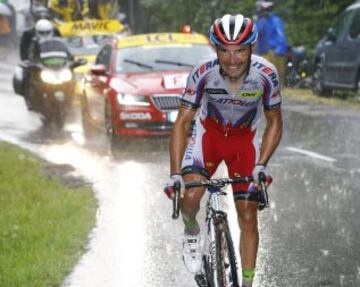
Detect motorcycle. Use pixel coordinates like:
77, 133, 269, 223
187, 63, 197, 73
285, 45, 310, 88
13, 39, 87, 129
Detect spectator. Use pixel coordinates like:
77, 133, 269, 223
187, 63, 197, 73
89, 0, 119, 19
48, 0, 89, 22
254, 0, 288, 84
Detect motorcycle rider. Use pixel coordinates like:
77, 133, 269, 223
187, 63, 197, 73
23, 19, 59, 110
20, 6, 57, 61
29, 19, 57, 62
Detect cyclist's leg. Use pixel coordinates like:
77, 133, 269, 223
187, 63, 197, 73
180, 121, 222, 273
224, 129, 259, 286
180, 119, 221, 234
181, 171, 207, 235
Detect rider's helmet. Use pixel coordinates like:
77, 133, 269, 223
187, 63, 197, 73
181, 25, 193, 34
209, 14, 258, 46
35, 19, 54, 41
32, 5, 52, 21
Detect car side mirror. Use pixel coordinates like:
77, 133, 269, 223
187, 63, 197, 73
90, 64, 107, 76
71, 58, 88, 69
326, 28, 336, 42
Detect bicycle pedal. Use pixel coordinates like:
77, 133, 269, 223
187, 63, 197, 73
194, 273, 208, 287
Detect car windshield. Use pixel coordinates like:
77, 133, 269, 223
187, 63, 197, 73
115, 44, 214, 74
64, 35, 113, 56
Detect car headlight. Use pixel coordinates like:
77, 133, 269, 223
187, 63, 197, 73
40, 69, 72, 84
116, 93, 150, 106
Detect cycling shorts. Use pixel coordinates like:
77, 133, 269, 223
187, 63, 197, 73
181, 117, 259, 193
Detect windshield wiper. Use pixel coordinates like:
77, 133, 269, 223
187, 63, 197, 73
154, 59, 193, 67
123, 59, 153, 70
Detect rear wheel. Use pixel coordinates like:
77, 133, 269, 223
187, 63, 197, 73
215, 218, 239, 287
312, 59, 332, 97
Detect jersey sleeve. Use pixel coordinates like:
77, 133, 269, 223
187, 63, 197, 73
181, 56, 216, 110
261, 63, 282, 111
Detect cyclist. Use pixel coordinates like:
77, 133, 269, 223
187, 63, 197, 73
164, 14, 283, 287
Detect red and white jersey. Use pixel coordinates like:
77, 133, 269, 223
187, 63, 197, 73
181, 53, 282, 131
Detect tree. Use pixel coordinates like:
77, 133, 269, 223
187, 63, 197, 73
123, 0, 354, 54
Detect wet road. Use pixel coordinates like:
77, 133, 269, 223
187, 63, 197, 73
1, 46, 360, 287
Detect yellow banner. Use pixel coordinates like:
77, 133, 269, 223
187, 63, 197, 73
117, 33, 209, 49
58, 19, 124, 36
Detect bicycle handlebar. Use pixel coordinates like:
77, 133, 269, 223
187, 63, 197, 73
184, 176, 253, 189
171, 174, 269, 219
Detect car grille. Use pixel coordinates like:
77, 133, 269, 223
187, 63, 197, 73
151, 94, 181, 111
121, 121, 174, 131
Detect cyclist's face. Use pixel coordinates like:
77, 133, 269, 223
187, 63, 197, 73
217, 45, 251, 80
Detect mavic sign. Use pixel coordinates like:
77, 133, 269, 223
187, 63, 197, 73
71, 21, 111, 31
58, 20, 124, 36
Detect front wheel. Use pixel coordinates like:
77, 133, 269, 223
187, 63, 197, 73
54, 102, 66, 129
105, 100, 122, 152
215, 218, 239, 287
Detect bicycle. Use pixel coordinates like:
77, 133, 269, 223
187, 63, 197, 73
171, 174, 269, 287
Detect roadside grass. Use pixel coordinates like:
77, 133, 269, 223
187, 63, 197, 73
0, 142, 96, 286
283, 87, 360, 110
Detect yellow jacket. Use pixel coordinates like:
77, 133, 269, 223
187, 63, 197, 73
48, 0, 89, 22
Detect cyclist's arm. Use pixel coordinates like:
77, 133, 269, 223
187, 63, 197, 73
257, 108, 283, 166
169, 106, 196, 175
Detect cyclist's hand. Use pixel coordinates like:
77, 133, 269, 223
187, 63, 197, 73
252, 164, 273, 189
164, 174, 185, 199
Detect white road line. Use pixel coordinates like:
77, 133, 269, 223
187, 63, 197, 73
285, 146, 337, 163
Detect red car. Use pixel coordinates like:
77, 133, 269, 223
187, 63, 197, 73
81, 32, 214, 145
